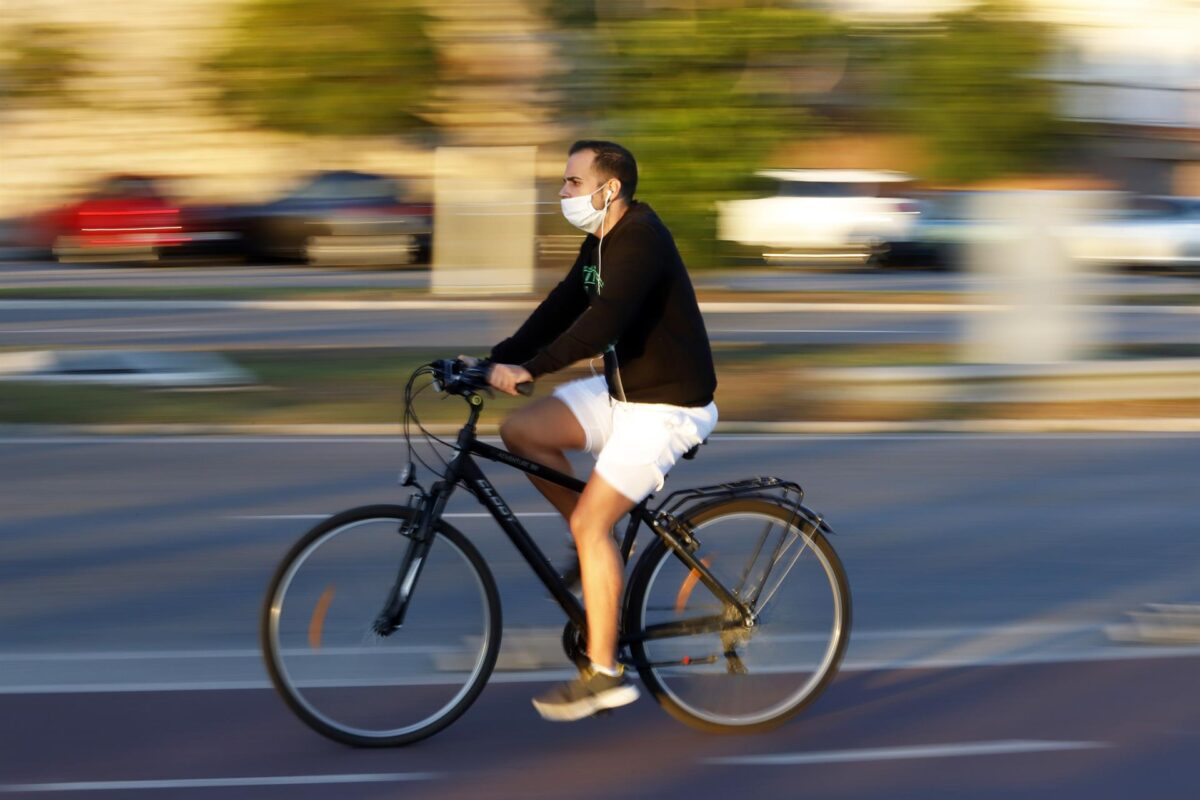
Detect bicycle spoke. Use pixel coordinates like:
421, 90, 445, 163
753, 531, 815, 615
629, 499, 850, 731
263, 509, 500, 746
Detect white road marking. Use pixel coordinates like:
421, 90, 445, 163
3, 431, 1197, 446
710, 328, 910, 334
3, 622, 1199, 695
3, 298, 1196, 314
0, 773, 441, 794
0, 681, 274, 695
0, 649, 260, 662
0, 328, 250, 334
232, 515, 561, 522
703, 739, 1109, 766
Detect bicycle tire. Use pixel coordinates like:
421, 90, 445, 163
261, 504, 501, 746
625, 497, 850, 733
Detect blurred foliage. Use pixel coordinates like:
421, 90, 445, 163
554, 4, 848, 266
206, 0, 436, 137
199, 0, 1068, 262
886, 1, 1065, 183
547, 0, 1065, 264
0, 24, 89, 105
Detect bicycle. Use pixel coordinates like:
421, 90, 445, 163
261, 359, 851, 746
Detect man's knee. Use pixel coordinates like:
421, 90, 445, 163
568, 508, 606, 545
501, 410, 550, 456
498, 414, 525, 453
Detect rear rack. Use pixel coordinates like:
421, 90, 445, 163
648, 476, 834, 556
654, 476, 805, 520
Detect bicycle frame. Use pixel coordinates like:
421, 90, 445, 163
384, 396, 752, 648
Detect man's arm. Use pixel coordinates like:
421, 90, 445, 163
490, 255, 588, 365
523, 222, 662, 378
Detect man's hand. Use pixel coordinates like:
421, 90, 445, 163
488, 363, 533, 396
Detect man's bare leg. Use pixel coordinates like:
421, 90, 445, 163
570, 473, 636, 670
502, 397, 632, 668
499, 397, 587, 520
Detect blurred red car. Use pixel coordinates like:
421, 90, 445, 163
27, 175, 189, 263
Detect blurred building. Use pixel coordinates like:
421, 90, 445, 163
829, 0, 1200, 194
1041, 2, 1200, 194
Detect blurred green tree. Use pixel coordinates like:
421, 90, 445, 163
888, 1, 1065, 183
546, 1, 1068, 262
207, 0, 436, 137
0, 24, 88, 105
550, 4, 848, 266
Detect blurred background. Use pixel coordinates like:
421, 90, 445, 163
1, 0, 1197, 269
1, 2, 1198, 796
1, 0, 1197, 423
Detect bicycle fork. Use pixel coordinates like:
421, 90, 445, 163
371, 484, 452, 636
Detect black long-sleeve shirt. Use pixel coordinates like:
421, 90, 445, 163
490, 202, 717, 407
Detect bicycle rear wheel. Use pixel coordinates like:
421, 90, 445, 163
626, 498, 850, 732
262, 505, 501, 746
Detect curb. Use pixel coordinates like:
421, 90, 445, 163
2, 298, 1197, 314
2, 419, 1199, 437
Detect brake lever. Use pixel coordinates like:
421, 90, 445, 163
462, 362, 494, 398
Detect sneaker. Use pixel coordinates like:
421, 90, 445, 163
532, 665, 640, 722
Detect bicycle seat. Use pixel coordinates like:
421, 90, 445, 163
682, 438, 707, 461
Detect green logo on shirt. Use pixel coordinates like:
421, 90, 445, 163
583, 264, 604, 294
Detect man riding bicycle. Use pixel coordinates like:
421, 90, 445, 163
474, 140, 718, 721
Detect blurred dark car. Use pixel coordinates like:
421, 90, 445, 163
25, 175, 192, 263
885, 191, 977, 270
228, 170, 432, 267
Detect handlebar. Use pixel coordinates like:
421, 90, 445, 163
430, 358, 534, 398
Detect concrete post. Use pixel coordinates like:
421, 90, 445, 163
962, 191, 1106, 365
431, 146, 537, 295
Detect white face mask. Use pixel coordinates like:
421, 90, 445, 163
561, 183, 613, 234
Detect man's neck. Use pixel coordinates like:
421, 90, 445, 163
599, 200, 631, 237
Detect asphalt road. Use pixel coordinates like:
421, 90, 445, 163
2, 301, 1198, 350
3, 261, 1196, 350
1, 433, 1197, 797
3, 260, 1198, 294
0, 302, 958, 349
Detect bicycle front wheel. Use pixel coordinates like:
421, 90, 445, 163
626, 498, 850, 733
262, 505, 501, 746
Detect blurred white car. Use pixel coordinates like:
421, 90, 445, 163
1068, 195, 1200, 271
716, 169, 920, 266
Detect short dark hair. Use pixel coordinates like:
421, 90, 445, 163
569, 140, 638, 200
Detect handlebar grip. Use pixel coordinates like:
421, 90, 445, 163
516, 381, 534, 397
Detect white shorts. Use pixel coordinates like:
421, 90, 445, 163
552, 375, 718, 503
